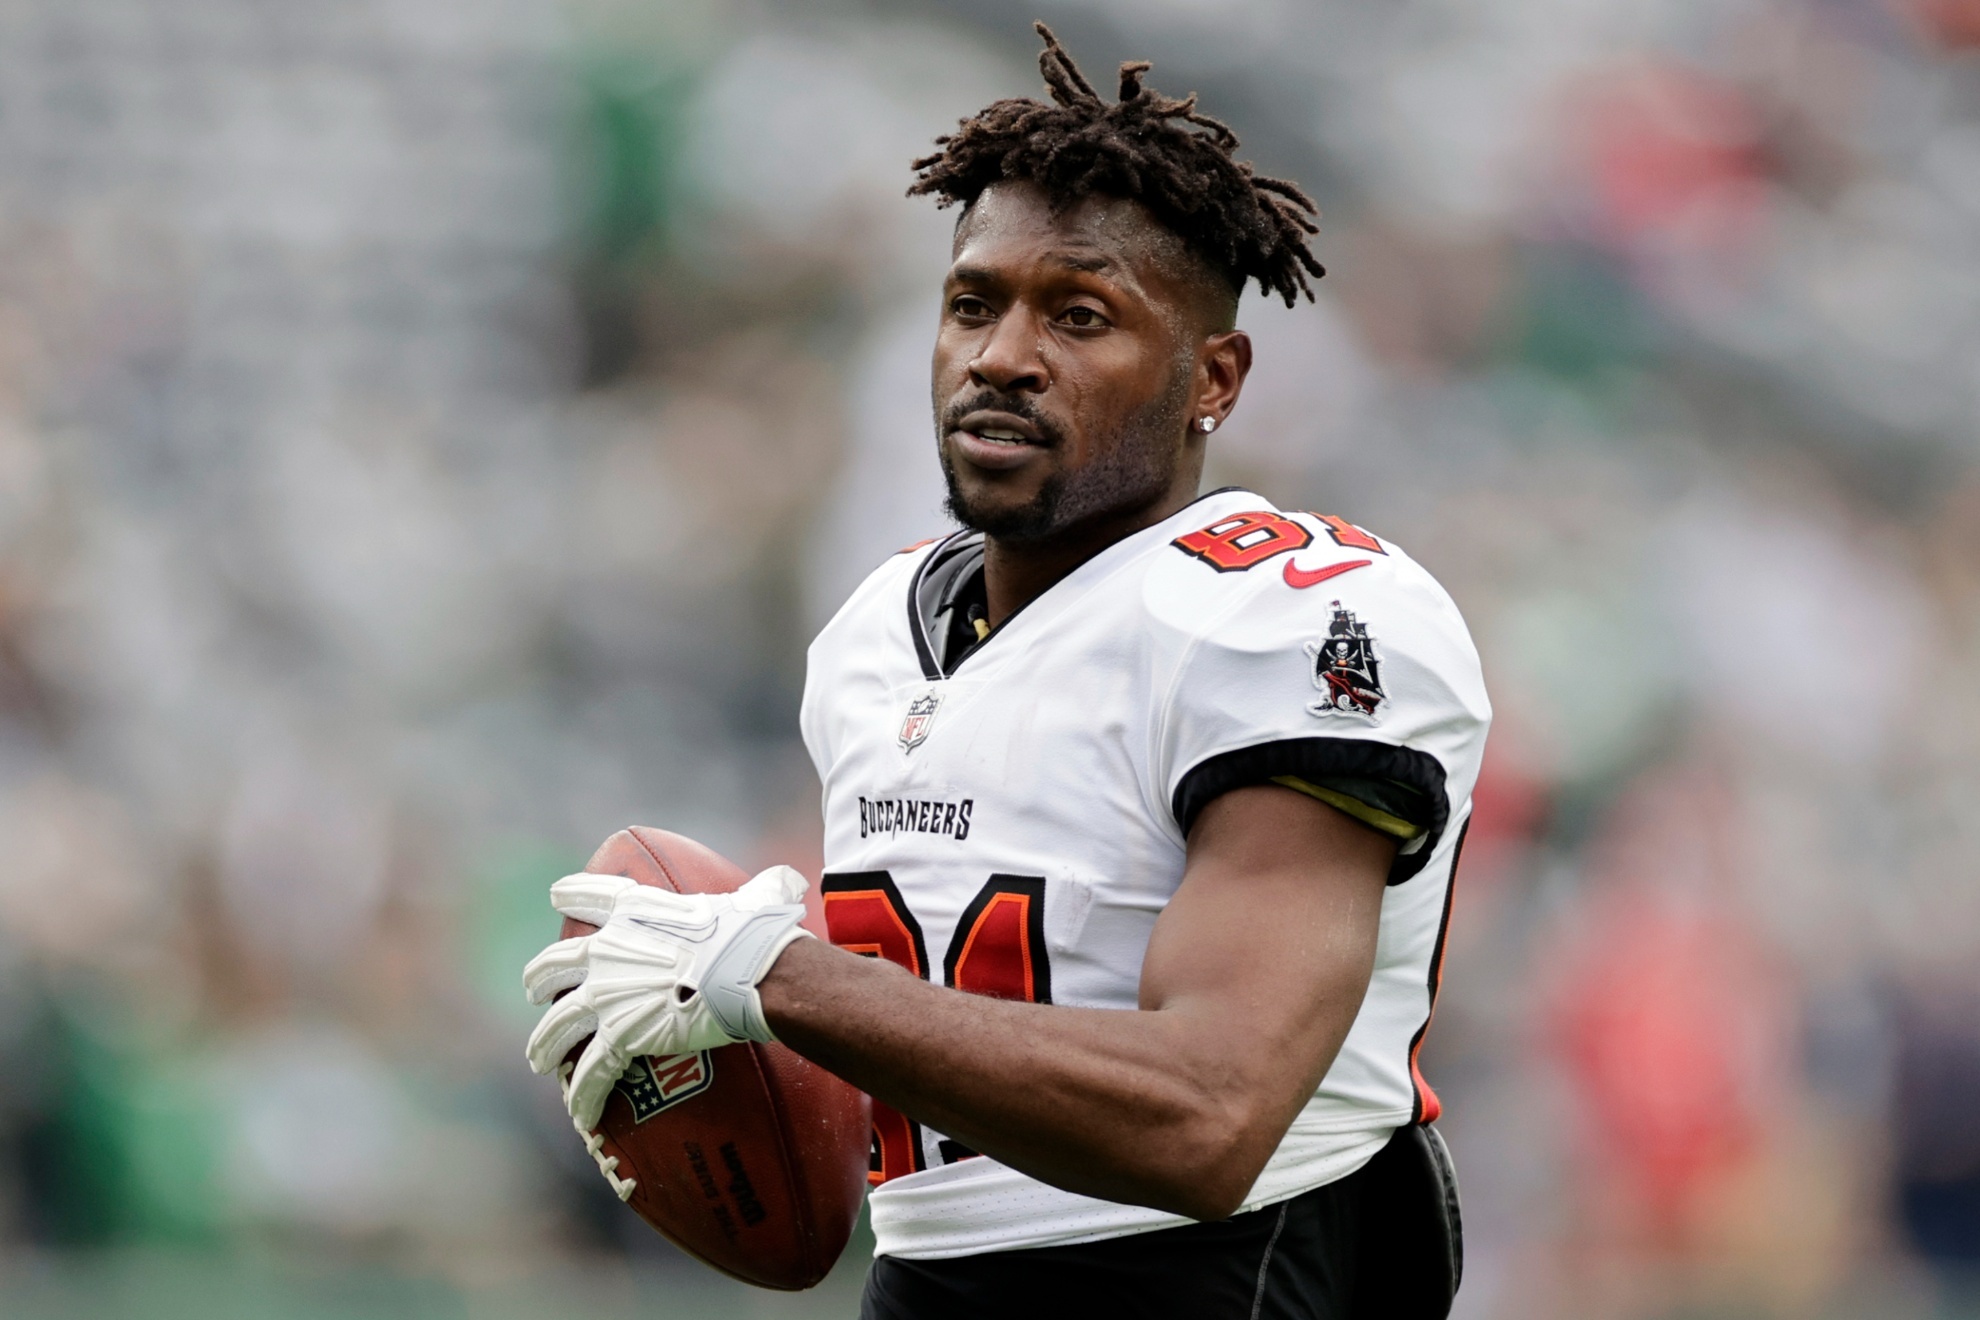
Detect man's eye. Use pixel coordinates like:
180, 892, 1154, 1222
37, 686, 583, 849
951, 296, 993, 318
1061, 306, 1104, 328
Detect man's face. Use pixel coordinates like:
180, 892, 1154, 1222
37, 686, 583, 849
931, 182, 1221, 542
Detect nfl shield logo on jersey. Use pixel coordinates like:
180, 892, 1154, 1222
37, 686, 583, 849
1305, 601, 1386, 721
898, 690, 942, 752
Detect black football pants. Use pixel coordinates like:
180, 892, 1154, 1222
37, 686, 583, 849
858, 1171, 1362, 1320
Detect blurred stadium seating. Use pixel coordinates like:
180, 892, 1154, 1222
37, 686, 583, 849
0, 0, 1977, 1316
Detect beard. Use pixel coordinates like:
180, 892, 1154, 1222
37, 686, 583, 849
937, 371, 1192, 543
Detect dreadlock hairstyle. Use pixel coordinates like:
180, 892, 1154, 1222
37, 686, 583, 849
909, 23, 1324, 308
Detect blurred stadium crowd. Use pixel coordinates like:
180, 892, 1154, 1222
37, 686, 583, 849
0, 0, 1978, 1316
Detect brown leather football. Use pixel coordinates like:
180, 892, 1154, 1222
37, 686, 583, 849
558, 827, 870, 1290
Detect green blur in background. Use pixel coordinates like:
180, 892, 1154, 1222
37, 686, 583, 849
2, 0, 1979, 1317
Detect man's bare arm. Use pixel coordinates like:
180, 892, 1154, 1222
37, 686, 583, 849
758, 783, 1394, 1221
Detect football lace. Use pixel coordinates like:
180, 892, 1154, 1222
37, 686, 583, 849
560, 1062, 638, 1201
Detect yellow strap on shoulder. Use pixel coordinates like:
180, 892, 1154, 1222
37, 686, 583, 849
1271, 776, 1422, 840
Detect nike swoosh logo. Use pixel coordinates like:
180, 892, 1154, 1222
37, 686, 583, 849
1283, 558, 1372, 589
627, 914, 716, 942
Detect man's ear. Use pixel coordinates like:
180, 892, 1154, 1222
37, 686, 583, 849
1194, 330, 1253, 431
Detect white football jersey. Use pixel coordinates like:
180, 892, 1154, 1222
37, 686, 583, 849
799, 487, 1490, 1260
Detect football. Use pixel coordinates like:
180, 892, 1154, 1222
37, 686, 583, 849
559, 827, 870, 1290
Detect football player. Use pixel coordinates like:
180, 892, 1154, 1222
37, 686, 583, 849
526, 25, 1488, 1319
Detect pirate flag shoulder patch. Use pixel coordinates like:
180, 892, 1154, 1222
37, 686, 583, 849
1304, 601, 1386, 722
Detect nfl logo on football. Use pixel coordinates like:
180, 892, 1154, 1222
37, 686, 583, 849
898, 691, 941, 752
616, 1050, 716, 1125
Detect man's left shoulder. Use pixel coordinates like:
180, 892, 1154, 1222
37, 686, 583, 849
1147, 503, 1488, 734
1145, 503, 1490, 852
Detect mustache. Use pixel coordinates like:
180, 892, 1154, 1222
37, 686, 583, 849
940, 391, 1063, 446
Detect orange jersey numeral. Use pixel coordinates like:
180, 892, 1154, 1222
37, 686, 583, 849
1172, 511, 1313, 572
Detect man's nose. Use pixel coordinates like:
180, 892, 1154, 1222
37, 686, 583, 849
967, 308, 1048, 394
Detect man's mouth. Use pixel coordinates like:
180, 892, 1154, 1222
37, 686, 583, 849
953, 410, 1047, 448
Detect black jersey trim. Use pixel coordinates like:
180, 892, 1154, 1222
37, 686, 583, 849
1172, 737, 1450, 884
906, 539, 940, 680
905, 532, 975, 681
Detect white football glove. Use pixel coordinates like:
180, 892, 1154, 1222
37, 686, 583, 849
522, 865, 812, 1129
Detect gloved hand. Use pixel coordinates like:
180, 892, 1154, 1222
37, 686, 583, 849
523, 865, 812, 1128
